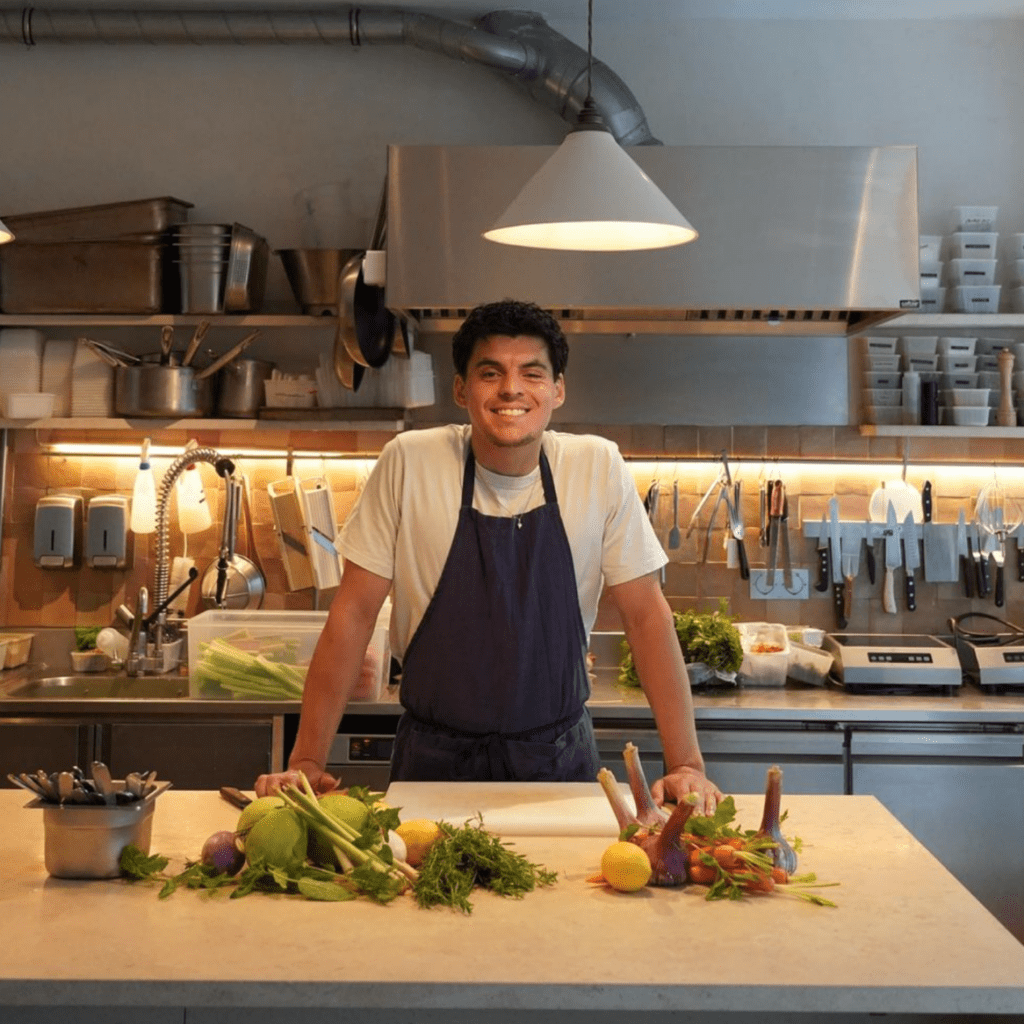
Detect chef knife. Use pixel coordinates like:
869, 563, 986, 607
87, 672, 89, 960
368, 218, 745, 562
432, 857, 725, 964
883, 502, 900, 614
973, 522, 991, 597
988, 517, 1005, 607
828, 497, 846, 628
902, 510, 919, 612
863, 515, 877, 585
957, 509, 972, 598
220, 786, 252, 809
815, 511, 830, 592
842, 526, 861, 625
779, 486, 793, 590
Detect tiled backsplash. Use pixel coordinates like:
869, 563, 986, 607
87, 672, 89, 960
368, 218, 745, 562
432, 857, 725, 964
4, 424, 1022, 639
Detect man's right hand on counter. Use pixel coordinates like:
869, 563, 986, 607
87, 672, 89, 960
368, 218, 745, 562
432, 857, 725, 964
254, 762, 340, 797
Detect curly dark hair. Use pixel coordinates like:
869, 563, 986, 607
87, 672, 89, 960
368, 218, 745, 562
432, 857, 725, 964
451, 299, 568, 379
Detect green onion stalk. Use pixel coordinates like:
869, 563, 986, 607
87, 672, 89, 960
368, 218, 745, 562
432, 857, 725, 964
277, 773, 419, 885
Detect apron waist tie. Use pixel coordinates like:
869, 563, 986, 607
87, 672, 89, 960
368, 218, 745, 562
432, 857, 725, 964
402, 707, 586, 780
402, 706, 584, 743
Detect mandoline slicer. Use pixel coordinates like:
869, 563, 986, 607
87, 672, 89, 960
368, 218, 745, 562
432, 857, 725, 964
297, 477, 343, 590
268, 477, 315, 591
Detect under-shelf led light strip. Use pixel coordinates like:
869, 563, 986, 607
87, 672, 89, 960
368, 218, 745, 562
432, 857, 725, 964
44, 441, 369, 461
627, 460, 1024, 493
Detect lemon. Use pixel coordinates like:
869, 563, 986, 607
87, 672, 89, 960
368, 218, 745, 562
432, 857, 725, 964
395, 819, 443, 867
600, 841, 652, 892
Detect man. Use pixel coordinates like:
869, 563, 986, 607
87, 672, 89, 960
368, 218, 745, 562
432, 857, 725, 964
255, 299, 721, 812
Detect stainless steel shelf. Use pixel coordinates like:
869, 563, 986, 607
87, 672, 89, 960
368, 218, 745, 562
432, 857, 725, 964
4, 412, 406, 431
0, 314, 332, 328
859, 424, 1024, 438
864, 313, 1024, 332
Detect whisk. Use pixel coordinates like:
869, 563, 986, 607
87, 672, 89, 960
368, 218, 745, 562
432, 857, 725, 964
975, 472, 1023, 607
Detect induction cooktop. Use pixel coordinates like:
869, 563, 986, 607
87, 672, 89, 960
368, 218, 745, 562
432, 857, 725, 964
822, 633, 963, 692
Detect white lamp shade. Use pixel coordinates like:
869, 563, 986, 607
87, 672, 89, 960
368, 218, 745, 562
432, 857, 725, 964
0, 216, 13, 244
484, 129, 698, 252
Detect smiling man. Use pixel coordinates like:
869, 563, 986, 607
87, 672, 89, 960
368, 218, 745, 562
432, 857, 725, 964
256, 299, 721, 812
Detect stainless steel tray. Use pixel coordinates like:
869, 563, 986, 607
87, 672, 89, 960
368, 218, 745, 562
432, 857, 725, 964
0, 238, 166, 313
2, 196, 192, 242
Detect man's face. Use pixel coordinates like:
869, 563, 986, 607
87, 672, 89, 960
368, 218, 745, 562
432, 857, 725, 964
453, 334, 565, 465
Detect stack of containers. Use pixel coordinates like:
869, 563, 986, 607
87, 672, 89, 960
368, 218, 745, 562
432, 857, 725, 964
173, 224, 233, 315
917, 234, 944, 312
945, 206, 1000, 314
1007, 233, 1024, 313
938, 336, 989, 426
898, 334, 939, 425
860, 335, 902, 425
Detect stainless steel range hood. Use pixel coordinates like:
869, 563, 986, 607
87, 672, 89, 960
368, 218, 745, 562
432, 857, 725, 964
385, 144, 920, 336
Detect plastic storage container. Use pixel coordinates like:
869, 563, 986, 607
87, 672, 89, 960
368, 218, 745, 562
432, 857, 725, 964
948, 233, 998, 259
3, 393, 55, 419
735, 622, 790, 687
951, 285, 1001, 314
0, 632, 34, 667
187, 610, 328, 698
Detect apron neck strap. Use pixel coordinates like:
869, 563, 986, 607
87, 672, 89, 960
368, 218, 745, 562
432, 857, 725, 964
461, 446, 557, 508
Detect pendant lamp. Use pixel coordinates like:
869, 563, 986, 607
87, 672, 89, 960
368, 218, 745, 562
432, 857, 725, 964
0, 217, 13, 244
484, 0, 696, 252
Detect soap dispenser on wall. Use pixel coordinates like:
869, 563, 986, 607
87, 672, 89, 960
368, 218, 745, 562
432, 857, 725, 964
34, 495, 83, 568
86, 495, 130, 569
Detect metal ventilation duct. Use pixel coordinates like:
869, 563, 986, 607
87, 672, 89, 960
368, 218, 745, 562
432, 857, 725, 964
0, 6, 658, 145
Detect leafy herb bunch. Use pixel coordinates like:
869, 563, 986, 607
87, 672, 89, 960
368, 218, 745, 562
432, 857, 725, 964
618, 598, 744, 688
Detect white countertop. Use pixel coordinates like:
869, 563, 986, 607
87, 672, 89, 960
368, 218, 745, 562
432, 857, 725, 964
2, 788, 1023, 1017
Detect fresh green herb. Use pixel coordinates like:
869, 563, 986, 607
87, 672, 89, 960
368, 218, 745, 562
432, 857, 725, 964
119, 844, 169, 880
297, 877, 358, 902
74, 626, 102, 651
412, 815, 558, 914
619, 599, 743, 687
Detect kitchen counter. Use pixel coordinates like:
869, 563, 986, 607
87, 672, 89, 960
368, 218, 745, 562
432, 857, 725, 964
1, 788, 1022, 1022
4, 666, 1024, 727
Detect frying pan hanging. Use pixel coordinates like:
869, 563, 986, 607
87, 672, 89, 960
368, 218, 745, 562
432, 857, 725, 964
339, 253, 395, 369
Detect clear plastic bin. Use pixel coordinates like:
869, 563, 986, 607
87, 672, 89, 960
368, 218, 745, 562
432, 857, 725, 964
858, 335, 898, 355
948, 233, 998, 259
952, 205, 998, 232
735, 622, 790, 688
951, 285, 1001, 314
947, 258, 997, 286
187, 610, 328, 698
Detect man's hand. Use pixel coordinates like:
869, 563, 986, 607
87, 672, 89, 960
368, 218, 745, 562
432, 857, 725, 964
651, 766, 723, 816
254, 764, 340, 798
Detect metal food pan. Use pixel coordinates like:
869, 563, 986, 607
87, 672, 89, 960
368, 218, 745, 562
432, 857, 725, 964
1, 196, 192, 242
0, 239, 166, 314
224, 223, 270, 313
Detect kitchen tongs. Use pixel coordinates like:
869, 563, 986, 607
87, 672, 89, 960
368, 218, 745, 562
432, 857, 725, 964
686, 451, 733, 540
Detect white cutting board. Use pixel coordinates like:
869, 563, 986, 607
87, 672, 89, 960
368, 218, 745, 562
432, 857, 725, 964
383, 781, 635, 836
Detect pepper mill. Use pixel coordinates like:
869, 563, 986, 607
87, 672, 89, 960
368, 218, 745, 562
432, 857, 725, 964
997, 348, 1016, 427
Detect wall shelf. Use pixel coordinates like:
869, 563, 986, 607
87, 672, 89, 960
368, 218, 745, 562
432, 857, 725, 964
865, 313, 1024, 333
859, 425, 1022, 438
1, 410, 407, 432
0, 314, 333, 328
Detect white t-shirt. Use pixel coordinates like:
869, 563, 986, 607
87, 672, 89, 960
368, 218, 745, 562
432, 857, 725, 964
338, 424, 667, 660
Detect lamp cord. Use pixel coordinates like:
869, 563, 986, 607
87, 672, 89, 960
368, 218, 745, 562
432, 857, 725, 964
586, 0, 593, 100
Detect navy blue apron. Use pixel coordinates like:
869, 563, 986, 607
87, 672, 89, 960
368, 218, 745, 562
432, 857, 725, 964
389, 445, 599, 782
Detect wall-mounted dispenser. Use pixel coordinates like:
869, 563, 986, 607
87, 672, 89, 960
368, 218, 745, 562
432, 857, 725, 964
34, 494, 82, 568
86, 495, 130, 569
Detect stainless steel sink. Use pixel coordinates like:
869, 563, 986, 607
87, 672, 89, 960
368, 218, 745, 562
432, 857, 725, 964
5, 675, 188, 699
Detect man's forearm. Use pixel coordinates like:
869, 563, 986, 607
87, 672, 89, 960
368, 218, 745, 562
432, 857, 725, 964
622, 604, 705, 774
288, 598, 381, 771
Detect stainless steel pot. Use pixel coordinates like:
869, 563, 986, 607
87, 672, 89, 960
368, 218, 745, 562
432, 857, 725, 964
216, 358, 275, 417
114, 363, 214, 418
